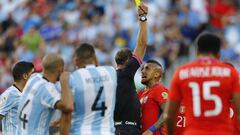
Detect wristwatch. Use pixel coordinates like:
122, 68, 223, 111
139, 15, 147, 22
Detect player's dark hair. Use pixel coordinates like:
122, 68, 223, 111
12, 61, 34, 81
75, 43, 96, 61
196, 32, 221, 55
115, 48, 132, 65
146, 59, 163, 68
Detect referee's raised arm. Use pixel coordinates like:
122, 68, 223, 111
134, 2, 148, 60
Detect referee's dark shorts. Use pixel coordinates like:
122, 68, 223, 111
114, 55, 142, 135
115, 121, 141, 135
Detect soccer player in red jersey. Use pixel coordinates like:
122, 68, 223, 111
138, 60, 168, 135
175, 105, 186, 135
164, 32, 240, 135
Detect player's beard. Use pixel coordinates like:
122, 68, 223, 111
141, 78, 149, 85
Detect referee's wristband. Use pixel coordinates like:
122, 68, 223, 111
149, 125, 157, 133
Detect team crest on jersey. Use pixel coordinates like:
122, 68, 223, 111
179, 106, 186, 114
140, 96, 148, 104
161, 92, 168, 99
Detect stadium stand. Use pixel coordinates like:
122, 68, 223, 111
0, 0, 240, 90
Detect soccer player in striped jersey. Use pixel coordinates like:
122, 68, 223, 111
0, 61, 34, 135
17, 54, 73, 135
67, 43, 117, 135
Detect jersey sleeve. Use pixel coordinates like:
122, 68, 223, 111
232, 68, 240, 93
68, 74, 76, 97
154, 86, 168, 105
121, 54, 142, 78
0, 92, 16, 116
55, 82, 61, 93
50, 109, 61, 124
68, 74, 74, 89
41, 84, 61, 109
169, 68, 182, 102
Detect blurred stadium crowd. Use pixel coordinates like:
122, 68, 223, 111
0, 0, 240, 92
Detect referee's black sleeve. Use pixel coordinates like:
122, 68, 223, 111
119, 55, 142, 78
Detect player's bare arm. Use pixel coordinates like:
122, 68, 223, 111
55, 72, 74, 135
60, 112, 72, 135
164, 99, 180, 135
133, 2, 148, 60
55, 72, 74, 113
155, 103, 166, 128
142, 103, 166, 135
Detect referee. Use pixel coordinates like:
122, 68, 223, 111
114, 2, 148, 135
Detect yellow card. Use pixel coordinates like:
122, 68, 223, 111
135, 0, 141, 7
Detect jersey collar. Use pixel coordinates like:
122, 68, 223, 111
85, 64, 96, 68
196, 57, 218, 61
144, 83, 160, 93
13, 84, 21, 93
42, 76, 50, 82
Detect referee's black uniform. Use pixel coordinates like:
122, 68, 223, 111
114, 55, 141, 135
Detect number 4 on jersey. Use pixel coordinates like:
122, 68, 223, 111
91, 86, 107, 117
19, 99, 30, 129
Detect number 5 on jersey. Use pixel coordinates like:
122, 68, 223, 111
91, 86, 107, 117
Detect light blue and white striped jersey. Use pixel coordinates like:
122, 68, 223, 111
69, 65, 117, 135
50, 82, 61, 125
17, 73, 60, 135
0, 85, 22, 135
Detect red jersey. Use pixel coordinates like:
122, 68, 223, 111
175, 105, 186, 135
169, 58, 240, 135
138, 83, 168, 135
230, 103, 240, 135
